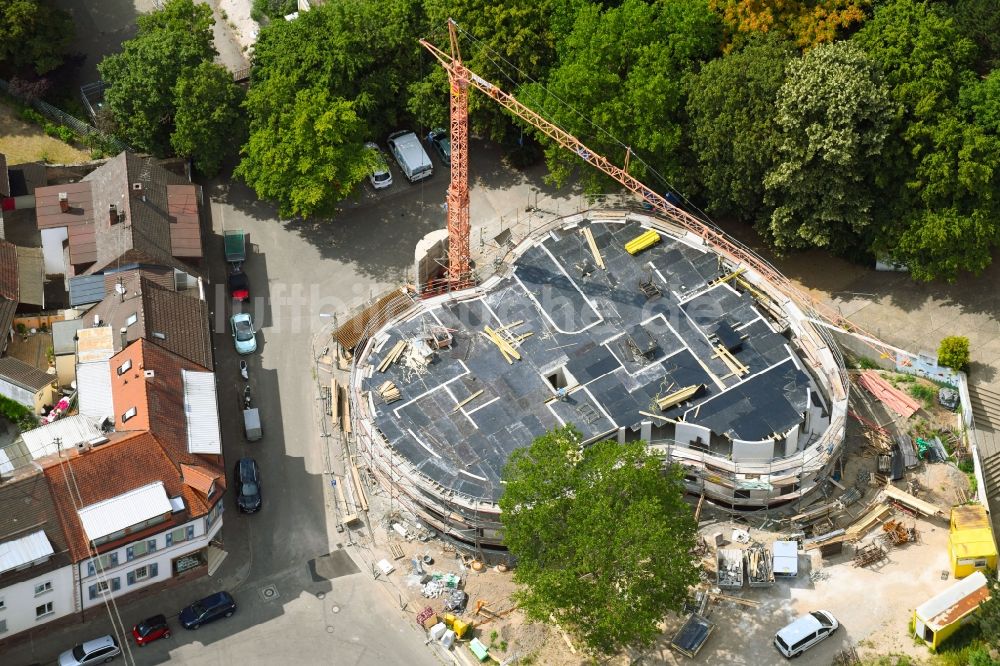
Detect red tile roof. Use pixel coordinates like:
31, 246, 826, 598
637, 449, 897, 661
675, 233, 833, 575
41, 431, 224, 562
167, 184, 202, 258
34, 182, 97, 267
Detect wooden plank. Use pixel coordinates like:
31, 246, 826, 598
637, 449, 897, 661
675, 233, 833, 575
844, 504, 892, 540
883, 484, 944, 517
452, 389, 484, 413
350, 463, 369, 512
694, 491, 706, 522
581, 227, 605, 270
341, 390, 351, 434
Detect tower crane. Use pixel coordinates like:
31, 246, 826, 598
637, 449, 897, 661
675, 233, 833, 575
420, 20, 897, 362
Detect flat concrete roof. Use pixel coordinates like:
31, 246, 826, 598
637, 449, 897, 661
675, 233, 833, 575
362, 219, 814, 504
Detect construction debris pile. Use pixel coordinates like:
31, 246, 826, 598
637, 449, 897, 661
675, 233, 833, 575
746, 544, 774, 587
716, 549, 744, 589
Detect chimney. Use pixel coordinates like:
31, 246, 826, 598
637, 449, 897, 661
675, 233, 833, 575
58, 192, 69, 212
119, 327, 127, 350
110, 203, 118, 225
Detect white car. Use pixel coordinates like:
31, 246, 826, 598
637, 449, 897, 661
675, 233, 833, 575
59, 635, 121, 665
773, 610, 839, 658
230, 312, 257, 355
365, 142, 392, 189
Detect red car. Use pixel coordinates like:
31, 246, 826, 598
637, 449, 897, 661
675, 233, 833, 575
132, 614, 170, 646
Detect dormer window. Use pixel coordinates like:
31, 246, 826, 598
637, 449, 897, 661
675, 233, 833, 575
117, 359, 132, 375
125, 313, 138, 327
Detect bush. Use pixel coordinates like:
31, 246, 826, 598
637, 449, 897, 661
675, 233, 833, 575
858, 356, 880, 369
0, 394, 38, 433
909, 383, 937, 405
18, 107, 46, 125
938, 336, 971, 371
55, 125, 76, 143
251, 0, 295, 20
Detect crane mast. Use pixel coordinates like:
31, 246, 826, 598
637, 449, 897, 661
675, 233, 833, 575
419, 21, 895, 361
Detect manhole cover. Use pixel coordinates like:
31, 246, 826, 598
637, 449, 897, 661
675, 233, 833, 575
259, 584, 280, 601
332, 605, 340, 613
326, 626, 335, 633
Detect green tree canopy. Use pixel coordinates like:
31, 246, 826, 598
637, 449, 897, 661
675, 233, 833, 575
171, 61, 246, 177
0, 0, 74, 75
763, 41, 891, 252
854, 0, 1000, 280
239, 0, 423, 214
520, 0, 723, 193
98, 0, 217, 154
686, 35, 794, 222
235, 87, 372, 218
499, 425, 698, 655
412, 0, 578, 141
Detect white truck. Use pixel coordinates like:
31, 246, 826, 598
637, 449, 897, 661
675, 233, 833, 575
387, 130, 433, 183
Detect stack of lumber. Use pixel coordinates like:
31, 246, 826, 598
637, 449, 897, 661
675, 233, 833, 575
624, 229, 661, 255
483, 325, 528, 364
804, 529, 847, 551
581, 227, 605, 269
376, 380, 401, 403
378, 340, 407, 372
865, 430, 893, 454
882, 484, 944, 517
656, 384, 702, 411
844, 504, 892, 541
880, 519, 914, 546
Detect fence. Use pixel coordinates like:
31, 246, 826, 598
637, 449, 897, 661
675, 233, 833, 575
0, 78, 129, 155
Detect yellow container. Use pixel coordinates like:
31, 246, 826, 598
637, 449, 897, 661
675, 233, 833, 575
948, 505, 998, 578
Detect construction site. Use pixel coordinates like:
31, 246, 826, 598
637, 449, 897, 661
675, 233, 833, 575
323, 20, 995, 665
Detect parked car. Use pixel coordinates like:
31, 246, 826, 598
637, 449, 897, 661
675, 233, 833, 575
179, 591, 237, 630
235, 456, 262, 513
364, 142, 393, 189
426, 128, 451, 166
58, 635, 121, 665
387, 130, 433, 183
773, 610, 839, 658
131, 614, 170, 646
228, 268, 250, 302
230, 312, 257, 354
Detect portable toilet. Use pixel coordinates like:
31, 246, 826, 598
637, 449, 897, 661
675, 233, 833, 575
948, 505, 997, 578
913, 570, 990, 650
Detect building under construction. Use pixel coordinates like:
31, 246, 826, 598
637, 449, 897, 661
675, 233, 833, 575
346, 209, 848, 556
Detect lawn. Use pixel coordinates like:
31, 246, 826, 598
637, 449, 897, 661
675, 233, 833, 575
0, 100, 90, 164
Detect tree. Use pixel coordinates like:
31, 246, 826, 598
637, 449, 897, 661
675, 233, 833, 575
235, 87, 372, 218
854, 0, 1000, 280
499, 425, 698, 655
412, 0, 576, 142
763, 41, 891, 252
239, 0, 424, 213
709, 0, 869, 50
521, 0, 723, 194
98, 0, 216, 154
171, 62, 246, 177
686, 35, 794, 222
0, 0, 73, 75
948, 0, 1000, 74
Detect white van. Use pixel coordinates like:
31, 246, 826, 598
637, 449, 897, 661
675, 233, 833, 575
773, 610, 838, 658
387, 130, 433, 183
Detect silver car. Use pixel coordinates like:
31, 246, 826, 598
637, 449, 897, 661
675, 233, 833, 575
59, 635, 121, 665
365, 142, 392, 189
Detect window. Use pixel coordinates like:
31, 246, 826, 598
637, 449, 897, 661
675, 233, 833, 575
34, 581, 52, 596
87, 552, 119, 577
165, 525, 195, 546
206, 500, 224, 528
117, 359, 132, 375
88, 577, 120, 600
127, 562, 157, 586
35, 601, 53, 619
0, 596, 5, 610
122, 406, 137, 423
126, 538, 157, 561
125, 313, 138, 327
0, 619, 6, 633
975, 558, 988, 568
